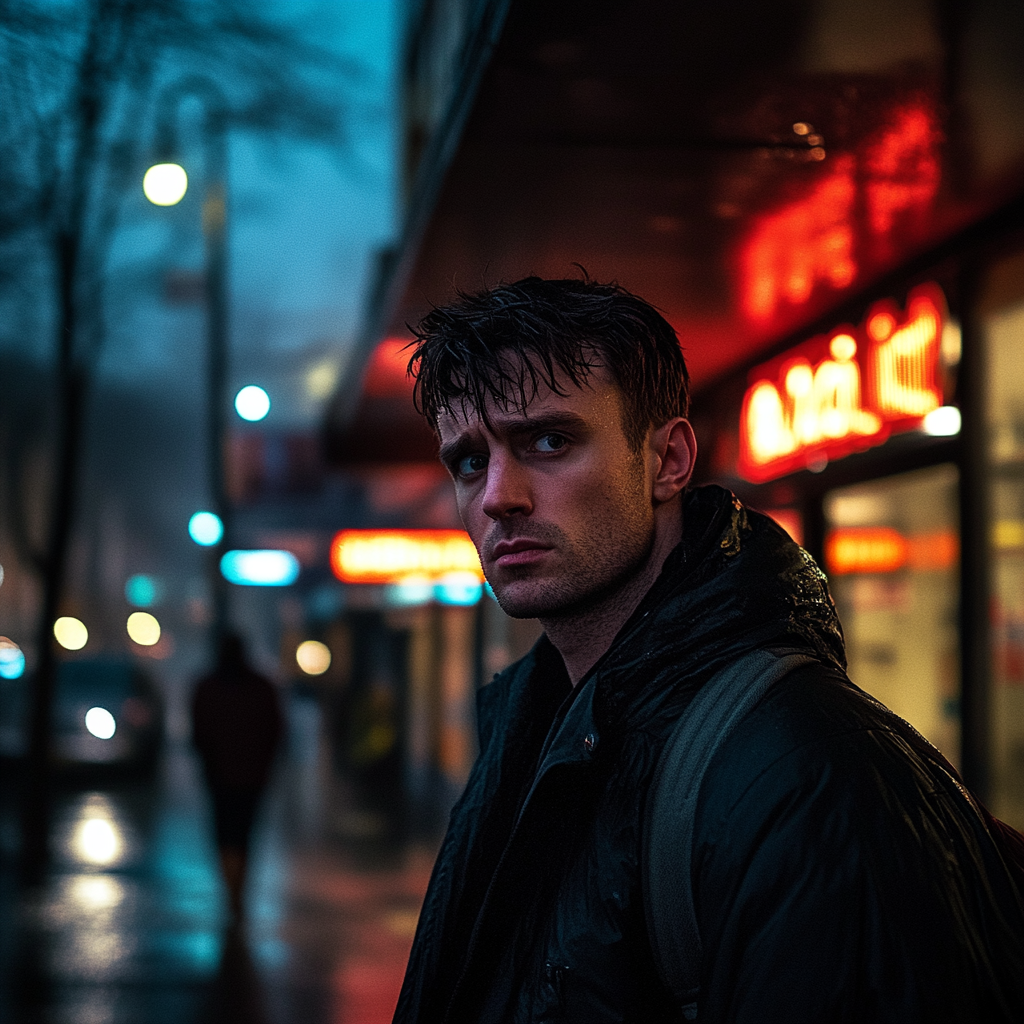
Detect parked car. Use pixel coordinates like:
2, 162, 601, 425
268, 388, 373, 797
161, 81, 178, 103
0, 658, 164, 773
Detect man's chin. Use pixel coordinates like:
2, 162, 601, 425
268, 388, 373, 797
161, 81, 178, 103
488, 579, 562, 620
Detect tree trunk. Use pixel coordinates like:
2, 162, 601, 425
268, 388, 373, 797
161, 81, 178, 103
19, 230, 88, 885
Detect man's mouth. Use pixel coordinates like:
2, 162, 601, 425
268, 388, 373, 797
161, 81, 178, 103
488, 538, 553, 569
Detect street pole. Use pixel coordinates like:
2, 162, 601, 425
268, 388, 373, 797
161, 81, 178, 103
149, 78, 232, 652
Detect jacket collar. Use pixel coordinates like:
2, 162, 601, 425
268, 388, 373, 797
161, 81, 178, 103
480, 485, 845, 764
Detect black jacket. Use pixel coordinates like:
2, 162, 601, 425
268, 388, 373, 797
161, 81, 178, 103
395, 486, 1024, 1023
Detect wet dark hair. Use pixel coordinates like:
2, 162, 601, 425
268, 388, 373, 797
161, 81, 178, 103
409, 276, 690, 452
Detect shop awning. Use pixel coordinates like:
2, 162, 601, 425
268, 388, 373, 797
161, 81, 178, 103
324, 0, 1024, 465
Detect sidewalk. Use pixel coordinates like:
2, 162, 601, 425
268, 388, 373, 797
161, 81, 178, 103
0, 694, 435, 1024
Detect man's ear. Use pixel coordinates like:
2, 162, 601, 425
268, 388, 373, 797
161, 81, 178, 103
649, 417, 697, 503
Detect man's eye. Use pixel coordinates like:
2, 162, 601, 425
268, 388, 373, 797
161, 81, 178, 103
456, 453, 487, 477
534, 433, 567, 453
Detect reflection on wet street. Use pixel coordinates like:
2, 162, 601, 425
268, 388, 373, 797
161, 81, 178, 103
0, 694, 434, 1024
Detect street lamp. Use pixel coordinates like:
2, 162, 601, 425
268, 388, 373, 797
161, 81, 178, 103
142, 163, 188, 206
145, 77, 231, 647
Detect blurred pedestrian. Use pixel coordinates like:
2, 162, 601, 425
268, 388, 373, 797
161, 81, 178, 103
191, 632, 283, 920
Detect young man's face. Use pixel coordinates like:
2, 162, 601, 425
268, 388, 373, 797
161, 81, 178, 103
436, 366, 660, 620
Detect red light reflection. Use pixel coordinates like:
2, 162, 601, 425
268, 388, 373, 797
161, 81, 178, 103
742, 156, 856, 323
364, 338, 413, 397
864, 106, 941, 239
741, 101, 941, 325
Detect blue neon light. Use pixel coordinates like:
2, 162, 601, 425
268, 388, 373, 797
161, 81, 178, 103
220, 550, 299, 586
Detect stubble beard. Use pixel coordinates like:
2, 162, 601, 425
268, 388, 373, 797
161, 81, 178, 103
487, 483, 656, 623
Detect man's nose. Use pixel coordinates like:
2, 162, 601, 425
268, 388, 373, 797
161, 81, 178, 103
481, 451, 533, 520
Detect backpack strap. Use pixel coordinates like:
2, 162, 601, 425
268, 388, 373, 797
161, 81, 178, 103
642, 649, 815, 1022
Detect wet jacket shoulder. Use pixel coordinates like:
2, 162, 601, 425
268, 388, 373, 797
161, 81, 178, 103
694, 662, 1024, 1022
395, 485, 1024, 1024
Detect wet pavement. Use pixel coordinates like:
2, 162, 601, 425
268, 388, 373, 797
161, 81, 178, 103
0, 694, 436, 1024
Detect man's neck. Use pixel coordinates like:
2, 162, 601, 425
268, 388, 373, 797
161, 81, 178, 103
541, 504, 683, 687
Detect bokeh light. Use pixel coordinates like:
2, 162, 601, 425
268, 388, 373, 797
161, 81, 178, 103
0, 637, 25, 679
73, 816, 122, 866
296, 639, 331, 675
143, 162, 188, 205
54, 616, 88, 651
922, 406, 961, 436
124, 574, 159, 607
85, 707, 116, 740
126, 611, 161, 646
188, 511, 223, 546
234, 385, 270, 421
435, 572, 483, 605
69, 874, 124, 912
220, 549, 299, 586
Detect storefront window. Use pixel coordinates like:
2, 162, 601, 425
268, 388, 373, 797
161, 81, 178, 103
985, 252, 1024, 828
824, 465, 961, 765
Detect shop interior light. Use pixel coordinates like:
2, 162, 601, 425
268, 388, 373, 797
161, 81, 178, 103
922, 406, 961, 436
220, 549, 299, 586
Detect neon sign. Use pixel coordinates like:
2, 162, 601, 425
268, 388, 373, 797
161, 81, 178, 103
738, 282, 946, 482
330, 529, 484, 584
825, 528, 958, 575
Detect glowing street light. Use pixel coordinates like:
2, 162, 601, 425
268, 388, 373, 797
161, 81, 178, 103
85, 707, 116, 740
126, 612, 161, 646
143, 162, 188, 206
54, 616, 88, 651
235, 385, 270, 422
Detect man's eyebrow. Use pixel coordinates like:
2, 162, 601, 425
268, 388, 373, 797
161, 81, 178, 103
501, 411, 589, 436
438, 434, 477, 467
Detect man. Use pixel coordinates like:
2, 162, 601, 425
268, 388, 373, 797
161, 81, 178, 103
394, 277, 1024, 1022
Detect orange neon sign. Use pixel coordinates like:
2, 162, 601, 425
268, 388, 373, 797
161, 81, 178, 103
825, 528, 959, 575
738, 282, 946, 482
330, 529, 484, 584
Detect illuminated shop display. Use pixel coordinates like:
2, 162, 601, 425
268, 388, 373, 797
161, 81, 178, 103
738, 282, 949, 482
330, 529, 484, 585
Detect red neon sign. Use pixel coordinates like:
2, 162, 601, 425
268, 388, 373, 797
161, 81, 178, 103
738, 283, 946, 483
